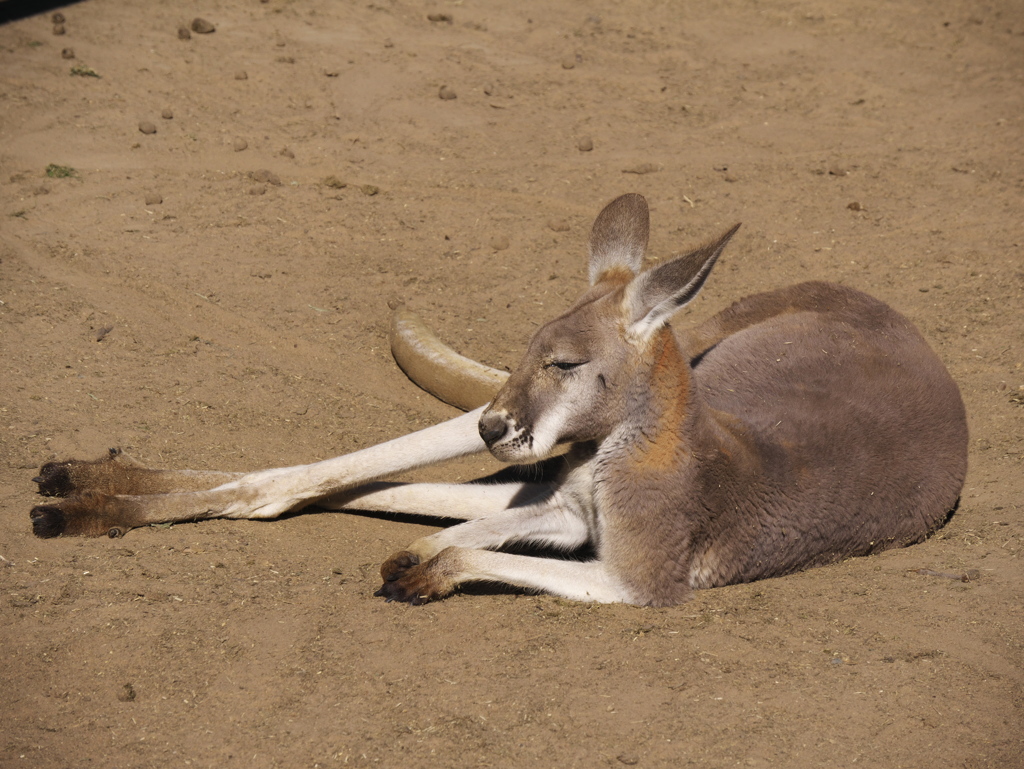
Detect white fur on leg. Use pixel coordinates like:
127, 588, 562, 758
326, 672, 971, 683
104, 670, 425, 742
451, 549, 635, 604
416, 495, 591, 557
318, 480, 554, 521
213, 406, 489, 520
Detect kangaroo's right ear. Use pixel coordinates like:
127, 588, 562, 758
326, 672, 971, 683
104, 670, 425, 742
588, 193, 650, 285
623, 223, 741, 343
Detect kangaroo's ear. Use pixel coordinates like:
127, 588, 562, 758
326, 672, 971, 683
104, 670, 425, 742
624, 223, 741, 342
588, 193, 650, 285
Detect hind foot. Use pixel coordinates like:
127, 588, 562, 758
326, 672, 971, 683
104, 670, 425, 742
33, 449, 239, 499
34, 448, 146, 497
30, 491, 144, 538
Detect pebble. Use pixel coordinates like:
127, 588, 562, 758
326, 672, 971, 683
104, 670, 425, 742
360, 184, 380, 196
233, 138, 248, 152
53, 24, 65, 35
251, 169, 282, 186
234, 70, 248, 80
438, 85, 457, 100
177, 26, 191, 40
561, 56, 576, 70
138, 121, 157, 135
322, 175, 346, 189
280, 147, 295, 159
622, 162, 660, 175
61, 48, 75, 59
161, 109, 173, 119
427, 13, 453, 23
577, 136, 594, 152
52, 12, 65, 23
490, 235, 510, 251
191, 18, 216, 34
116, 683, 136, 702
144, 192, 163, 205
248, 185, 267, 196
547, 219, 570, 232
847, 201, 864, 211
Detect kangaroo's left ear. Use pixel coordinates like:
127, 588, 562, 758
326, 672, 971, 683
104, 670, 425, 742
588, 193, 650, 285
624, 223, 741, 342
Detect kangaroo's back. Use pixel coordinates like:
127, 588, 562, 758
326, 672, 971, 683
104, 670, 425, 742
682, 281, 968, 584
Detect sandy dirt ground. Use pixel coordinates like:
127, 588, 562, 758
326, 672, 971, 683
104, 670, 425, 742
1, 0, 1023, 766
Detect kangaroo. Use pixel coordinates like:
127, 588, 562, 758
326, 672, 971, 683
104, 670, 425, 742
29, 194, 968, 606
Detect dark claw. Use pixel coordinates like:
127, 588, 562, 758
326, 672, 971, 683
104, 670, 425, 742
374, 580, 429, 605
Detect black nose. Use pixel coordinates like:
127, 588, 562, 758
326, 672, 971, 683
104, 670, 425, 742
478, 411, 508, 446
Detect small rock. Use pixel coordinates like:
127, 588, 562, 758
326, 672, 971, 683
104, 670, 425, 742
234, 70, 248, 81
161, 109, 173, 120
138, 121, 157, 135
847, 201, 863, 211
251, 169, 281, 186
144, 192, 163, 205
191, 18, 216, 34
617, 755, 639, 766
324, 69, 340, 77
490, 235, 510, 251
427, 13, 453, 23
233, 138, 248, 152
117, 683, 136, 702
177, 26, 192, 40
53, 23, 66, 36
280, 147, 295, 159
438, 85, 457, 100
561, 56, 576, 69
360, 184, 380, 196
723, 173, 739, 183
323, 175, 347, 189
828, 167, 848, 177
622, 162, 660, 175
95, 325, 114, 342
547, 219, 570, 232
577, 136, 594, 152
61, 48, 75, 59
52, 12, 65, 23
248, 185, 267, 196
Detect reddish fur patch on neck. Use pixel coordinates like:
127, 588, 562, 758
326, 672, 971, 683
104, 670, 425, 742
630, 327, 690, 471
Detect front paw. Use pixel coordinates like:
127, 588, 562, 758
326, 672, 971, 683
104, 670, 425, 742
374, 549, 457, 605
379, 549, 420, 582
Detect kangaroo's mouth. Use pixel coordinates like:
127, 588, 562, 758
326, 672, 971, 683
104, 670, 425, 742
478, 410, 535, 461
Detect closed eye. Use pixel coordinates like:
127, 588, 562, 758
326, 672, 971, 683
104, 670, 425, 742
546, 360, 585, 371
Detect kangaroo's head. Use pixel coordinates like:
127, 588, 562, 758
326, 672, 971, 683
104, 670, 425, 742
479, 194, 740, 463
